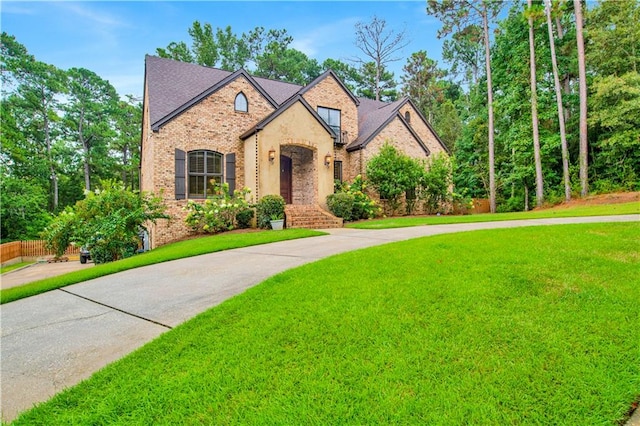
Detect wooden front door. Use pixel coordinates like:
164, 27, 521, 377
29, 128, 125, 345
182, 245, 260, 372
280, 155, 292, 204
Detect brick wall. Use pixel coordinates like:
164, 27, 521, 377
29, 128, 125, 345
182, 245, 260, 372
301, 75, 359, 146
142, 76, 276, 247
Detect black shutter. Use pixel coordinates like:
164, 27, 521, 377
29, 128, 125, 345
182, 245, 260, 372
225, 153, 236, 195
175, 149, 186, 200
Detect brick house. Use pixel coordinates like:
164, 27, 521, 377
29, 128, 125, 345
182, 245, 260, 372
141, 55, 449, 247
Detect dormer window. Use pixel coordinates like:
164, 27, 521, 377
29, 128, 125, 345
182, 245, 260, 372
405, 111, 411, 123
235, 92, 248, 112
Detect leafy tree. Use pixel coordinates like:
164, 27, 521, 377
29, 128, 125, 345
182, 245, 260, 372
353, 16, 409, 101
42, 180, 168, 263
112, 96, 142, 190
589, 72, 640, 189
401, 50, 447, 122
586, 0, 639, 77
427, 0, 505, 212
420, 152, 453, 213
156, 41, 195, 64
0, 174, 52, 241
431, 99, 462, 152
573, 0, 589, 196
366, 142, 424, 214
64, 67, 119, 191
544, 0, 571, 201
1, 32, 67, 210
357, 62, 397, 101
526, 0, 545, 206
321, 58, 363, 93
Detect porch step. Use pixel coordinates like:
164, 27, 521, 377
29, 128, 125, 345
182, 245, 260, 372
285, 205, 343, 229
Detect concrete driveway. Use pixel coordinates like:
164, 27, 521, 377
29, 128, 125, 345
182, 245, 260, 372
1, 260, 94, 290
1, 215, 638, 422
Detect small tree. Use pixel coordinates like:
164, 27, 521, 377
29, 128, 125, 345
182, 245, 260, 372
366, 142, 424, 215
42, 180, 168, 263
420, 152, 453, 214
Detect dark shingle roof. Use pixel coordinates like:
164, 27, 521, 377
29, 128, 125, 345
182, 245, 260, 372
348, 97, 407, 151
146, 55, 232, 127
144, 56, 445, 153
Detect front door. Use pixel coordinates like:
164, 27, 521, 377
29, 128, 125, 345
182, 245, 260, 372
280, 155, 292, 204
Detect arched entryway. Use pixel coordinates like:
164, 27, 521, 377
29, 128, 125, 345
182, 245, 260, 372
280, 145, 316, 205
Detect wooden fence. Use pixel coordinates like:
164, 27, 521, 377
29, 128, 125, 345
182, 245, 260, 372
0, 240, 80, 264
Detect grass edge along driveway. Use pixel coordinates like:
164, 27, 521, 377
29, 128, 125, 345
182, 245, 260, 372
348, 200, 639, 229
0, 229, 326, 305
11, 222, 640, 425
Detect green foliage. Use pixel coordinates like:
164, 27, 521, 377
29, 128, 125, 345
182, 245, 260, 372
40, 208, 75, 257
41, 180, 168, 264
0, 175, 52, 241
420, 153, 454, 214
255, 194, 286, 229
328, 175, 380, 221
366, 142, 425, 214
235, 208, 254, 229
589, 72, 640, 190
184, 184, 252, 233
327, 192, 355, 221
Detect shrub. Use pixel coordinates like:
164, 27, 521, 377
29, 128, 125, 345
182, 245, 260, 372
327, 192, 355, 221
42, 180, 168, 264
256, 194, 286, 229
420, 152, 453, 214
366, 142, 424, 215
236, 208, 254, 229
327, 175, 380, 221
184, 184, 251, 234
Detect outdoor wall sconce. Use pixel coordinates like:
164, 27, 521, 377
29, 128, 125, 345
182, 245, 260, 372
268, 147, 276, 163
324, 152, 333, 167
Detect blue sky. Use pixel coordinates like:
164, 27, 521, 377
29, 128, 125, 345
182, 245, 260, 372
2, 1, 446, 98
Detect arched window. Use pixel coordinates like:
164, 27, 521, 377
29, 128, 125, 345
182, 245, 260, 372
188, 150, 223, 198
234, 92, 248, 112
404, 111, 411, 123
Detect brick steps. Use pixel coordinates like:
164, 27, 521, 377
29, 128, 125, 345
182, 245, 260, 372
285, 205, 343, 229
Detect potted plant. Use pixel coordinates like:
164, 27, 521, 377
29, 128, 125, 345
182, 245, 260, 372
256, 194, 286, 230
269, 212, 284, 230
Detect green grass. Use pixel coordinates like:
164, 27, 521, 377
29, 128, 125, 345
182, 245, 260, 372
0, 262, 34, 275
0, 229, 325, 305
12, 222, 639, 425
348, 200, 639, 229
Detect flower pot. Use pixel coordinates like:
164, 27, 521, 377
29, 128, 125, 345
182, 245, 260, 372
270, 219, 284, 230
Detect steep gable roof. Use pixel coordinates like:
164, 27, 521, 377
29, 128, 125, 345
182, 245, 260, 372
145, 55, 231, 128
239, 94, 336, 141
299, 69, 360, 106
347, 97, 449, 155
145, 55, 302, 130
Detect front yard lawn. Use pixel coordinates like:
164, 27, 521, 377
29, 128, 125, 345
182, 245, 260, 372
12, 222, 640, 425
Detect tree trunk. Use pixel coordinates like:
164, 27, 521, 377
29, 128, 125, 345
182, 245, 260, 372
79, 109, 91, 191
482, 6, 497, 213
524, 185, 529, 211
574, 0, 589, 196
545, 0, 571, 202
528, 0, 544, 207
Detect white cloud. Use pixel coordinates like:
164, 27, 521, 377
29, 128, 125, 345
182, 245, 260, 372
55, 2, 131, 29
290, 17, 361, 60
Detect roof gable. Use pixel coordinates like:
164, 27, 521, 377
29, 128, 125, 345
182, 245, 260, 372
240, 94, 336, 140
299, 69, 360, 107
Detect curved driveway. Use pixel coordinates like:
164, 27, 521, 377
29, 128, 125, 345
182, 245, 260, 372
1, 215, 638, 422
